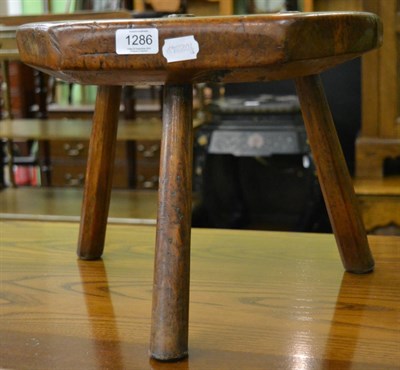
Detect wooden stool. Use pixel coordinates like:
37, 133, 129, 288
16, 12, 382, 361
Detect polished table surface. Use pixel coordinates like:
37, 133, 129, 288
1, 221, 399, 369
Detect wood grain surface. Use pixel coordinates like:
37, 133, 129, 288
1, 221, 399, 369
296, 75, 374, 273
16, 12, 382, 84
77, 85, 122, 260
151, 84, 193, 360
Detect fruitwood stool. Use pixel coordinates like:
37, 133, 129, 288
16, 12, 382, 361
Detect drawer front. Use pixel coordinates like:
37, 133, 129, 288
136, 141, 160, 160
50, 162, 128, 188
49, 140, 89, 159
41, 140, 130, 188
48, 140, 128, 161
136, 165, 159, 189
50, 163, 86, 187
135, 140, 160, 189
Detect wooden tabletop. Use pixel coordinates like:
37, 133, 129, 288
1, 221, 399, 369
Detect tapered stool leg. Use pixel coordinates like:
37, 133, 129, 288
295, 74, 374, 273
77, 85, 122, 260
150, 84, 193, 361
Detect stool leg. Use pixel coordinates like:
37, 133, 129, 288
295, 74, 374, 273
77, 85, 122, 260
150, 84, 193, 360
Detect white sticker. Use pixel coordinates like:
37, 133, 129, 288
162, 35, 199, 63
115, 28, 159, 55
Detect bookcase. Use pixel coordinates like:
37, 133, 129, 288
356, 0, 400, 178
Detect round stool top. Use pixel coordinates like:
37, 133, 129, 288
16, 12, 382, 85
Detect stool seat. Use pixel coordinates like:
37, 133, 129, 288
16, 12, 381, 85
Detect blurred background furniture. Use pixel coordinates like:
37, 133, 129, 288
0, 10, 134, 188
356, 0, 400, 179
1, 0, 399, 235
